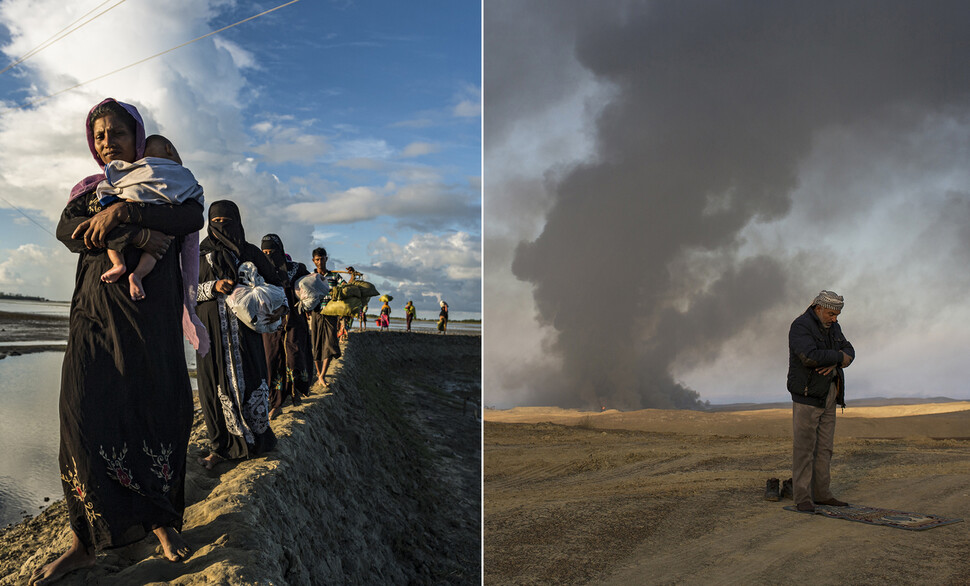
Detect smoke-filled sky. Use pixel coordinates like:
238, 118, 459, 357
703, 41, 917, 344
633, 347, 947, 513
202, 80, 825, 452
484, 0, 970, 408
0, 0, 480, 320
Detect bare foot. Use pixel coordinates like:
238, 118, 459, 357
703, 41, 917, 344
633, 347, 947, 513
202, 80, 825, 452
100, 264, 126, 284
129, 273, 146, 301
29, 531, 95, 585
153, 526, 191, 562
197, 452, 225, 470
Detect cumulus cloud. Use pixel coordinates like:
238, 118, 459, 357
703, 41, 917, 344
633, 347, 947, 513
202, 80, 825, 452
331, 138, 394, 161
452, 83, 481, 118
284, 181, 479, 229
249, 120, 330, 164
400, 141, 439, 158
359, 231, 481, 314
0, 244, 75, 298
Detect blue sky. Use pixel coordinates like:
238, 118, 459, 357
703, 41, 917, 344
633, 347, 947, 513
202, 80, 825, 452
0, 0, 481, 319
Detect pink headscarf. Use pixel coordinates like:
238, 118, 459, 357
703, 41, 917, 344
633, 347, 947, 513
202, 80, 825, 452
69, 97, 209, 356
70, 98, 146, 202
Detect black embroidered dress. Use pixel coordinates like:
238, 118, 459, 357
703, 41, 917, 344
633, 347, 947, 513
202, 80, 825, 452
56, 193, 203, 550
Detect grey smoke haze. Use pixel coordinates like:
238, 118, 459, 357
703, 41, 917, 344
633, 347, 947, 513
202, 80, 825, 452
487, 1, 970, 409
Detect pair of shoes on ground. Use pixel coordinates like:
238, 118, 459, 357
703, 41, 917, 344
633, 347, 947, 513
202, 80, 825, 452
764, 477, 793, 502
796, 497, 849, 513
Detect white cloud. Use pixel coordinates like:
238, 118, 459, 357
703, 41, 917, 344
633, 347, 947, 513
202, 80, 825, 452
400, 141, 439, 158
213, 37, 259, 70
0, 244, 75, 298
249, 122, 330, 164
453, 83, 481, 118
332, 138, 394, 161
361, 231, 481, 314
284, 181, 478, 228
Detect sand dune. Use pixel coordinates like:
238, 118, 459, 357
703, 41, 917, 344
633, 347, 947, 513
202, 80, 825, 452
485, 402, 970, 584
486, 401, 970, 439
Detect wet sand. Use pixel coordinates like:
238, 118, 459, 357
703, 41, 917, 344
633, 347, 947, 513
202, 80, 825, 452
485, 404, 970, 585
0, 311, 68, 358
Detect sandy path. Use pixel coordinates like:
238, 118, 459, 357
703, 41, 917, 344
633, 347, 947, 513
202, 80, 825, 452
485, 406, 970, 585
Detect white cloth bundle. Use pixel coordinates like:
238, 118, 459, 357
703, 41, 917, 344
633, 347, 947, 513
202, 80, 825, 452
294, 273, 330, 313
226, 261, 288, 333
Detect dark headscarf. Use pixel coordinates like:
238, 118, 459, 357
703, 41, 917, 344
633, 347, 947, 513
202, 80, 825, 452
200, 200, 257, 281
260, 233, 288, 282
70, 98, 147, 201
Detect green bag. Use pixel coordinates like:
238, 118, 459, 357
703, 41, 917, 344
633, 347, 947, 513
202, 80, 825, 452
320, 296, 363, 317
330, 283, 362, 300
354, 280, 379, 299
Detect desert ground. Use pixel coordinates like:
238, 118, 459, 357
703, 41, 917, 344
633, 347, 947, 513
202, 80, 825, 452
1, 331, 481, 585
485, 403, 970, 585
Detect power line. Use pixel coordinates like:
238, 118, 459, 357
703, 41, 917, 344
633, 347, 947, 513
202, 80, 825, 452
16, 0, 303, 109
0, 194, 57, 239
0, 0, 127, 76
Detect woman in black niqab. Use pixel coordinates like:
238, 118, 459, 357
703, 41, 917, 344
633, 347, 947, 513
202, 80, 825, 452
260, 233, 312, 419
195, 200, 281, 469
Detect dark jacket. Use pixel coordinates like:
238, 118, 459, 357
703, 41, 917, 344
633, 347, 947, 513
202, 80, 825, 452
787, 306, 855, 408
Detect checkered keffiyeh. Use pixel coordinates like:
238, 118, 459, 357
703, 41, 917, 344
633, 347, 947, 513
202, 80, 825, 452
813, 290, 844, 311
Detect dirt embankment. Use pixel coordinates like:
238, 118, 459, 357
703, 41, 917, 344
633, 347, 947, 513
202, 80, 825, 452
485, 406, 970, 585
1, 331, 481, 585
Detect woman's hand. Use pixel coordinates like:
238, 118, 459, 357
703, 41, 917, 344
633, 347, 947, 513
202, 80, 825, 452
215, 279, 235, 295
71, 203, 128, 249
137, 229, 174, 260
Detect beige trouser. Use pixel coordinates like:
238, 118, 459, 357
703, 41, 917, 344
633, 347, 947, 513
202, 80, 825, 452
792, 382, 838, 504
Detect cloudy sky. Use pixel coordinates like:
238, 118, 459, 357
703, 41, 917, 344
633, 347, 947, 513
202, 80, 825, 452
484, 0, 970, 408
0, 0, 481, 320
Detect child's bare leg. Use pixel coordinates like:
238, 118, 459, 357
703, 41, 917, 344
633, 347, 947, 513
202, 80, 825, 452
129, 252, 157, 301
101, 249, 127, 283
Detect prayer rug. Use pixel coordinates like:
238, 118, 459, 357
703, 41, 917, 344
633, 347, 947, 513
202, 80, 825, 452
784, 504, 963, 531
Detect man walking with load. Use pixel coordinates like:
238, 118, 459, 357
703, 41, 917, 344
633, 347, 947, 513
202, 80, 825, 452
788, 290, 855, 513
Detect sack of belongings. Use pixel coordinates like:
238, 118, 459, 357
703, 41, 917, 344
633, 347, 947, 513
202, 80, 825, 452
294, 273, 330, 313
354, 280, 379, 299
321, 279, 380, 317
226, 261, 289, 333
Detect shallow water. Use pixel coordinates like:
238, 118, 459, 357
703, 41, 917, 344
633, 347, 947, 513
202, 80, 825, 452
0, 346, 198, 528
0, 351, 63, 527
0, 299, 70, 316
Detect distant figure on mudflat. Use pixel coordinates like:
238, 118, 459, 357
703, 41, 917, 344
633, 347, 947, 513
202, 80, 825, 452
788, 290, 855, 513
405, 300, 416, 332
358, 303, 367, 332
378, 299, 391, 331
438, 300, 448, 334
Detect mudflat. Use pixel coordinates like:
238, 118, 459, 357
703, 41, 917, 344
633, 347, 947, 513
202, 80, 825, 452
485, 404, 970, 585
